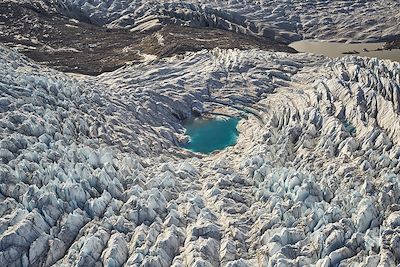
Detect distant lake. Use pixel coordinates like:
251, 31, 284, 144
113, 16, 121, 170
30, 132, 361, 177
290, 40, 400, 62
183, 117, 239, 154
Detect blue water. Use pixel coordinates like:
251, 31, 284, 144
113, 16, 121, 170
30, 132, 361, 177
183, 117, 239, 154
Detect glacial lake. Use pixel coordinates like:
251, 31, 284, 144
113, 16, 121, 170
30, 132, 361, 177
290, 40, 400, 62
183, 117, 239, 154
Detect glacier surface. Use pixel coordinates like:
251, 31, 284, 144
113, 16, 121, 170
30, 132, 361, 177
1, 0, 400, 266
53, 0, 400, 43
1, 43, 400, 266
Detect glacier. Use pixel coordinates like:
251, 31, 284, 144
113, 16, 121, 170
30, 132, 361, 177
54, 0, 400, 43
1, 0, 400, 267
1, 44, 400, 266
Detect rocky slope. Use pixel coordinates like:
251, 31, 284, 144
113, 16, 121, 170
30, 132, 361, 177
1, 42, 400, 266
0, 1, 294, 75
